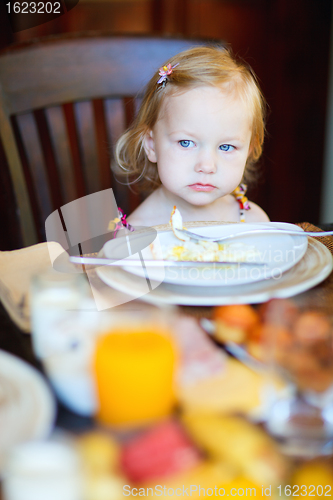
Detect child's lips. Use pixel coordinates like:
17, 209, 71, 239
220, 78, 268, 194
188, 183, 216, 192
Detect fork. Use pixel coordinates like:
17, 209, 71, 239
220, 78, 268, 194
177, 227, 333, 243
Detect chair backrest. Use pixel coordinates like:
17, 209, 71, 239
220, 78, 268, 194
0, 34, 206, 247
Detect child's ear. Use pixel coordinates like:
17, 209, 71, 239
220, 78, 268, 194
143, 130, 157, 163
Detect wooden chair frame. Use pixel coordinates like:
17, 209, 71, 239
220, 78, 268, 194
0, 33, 206, 247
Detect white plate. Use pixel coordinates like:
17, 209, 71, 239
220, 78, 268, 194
104, 222, 307, 287
97, 237, 333, 306
0, 350, 56, 473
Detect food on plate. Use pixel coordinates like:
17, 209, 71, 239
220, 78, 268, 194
293, 311, 331, 342
181, 413, 287, 486
142, 460, 265, 499
291, 459, 333, 492
120, 419, 201, 482
75, 431, 124, 500
165, 317, 273, 417
142, 460, 239, 497
177, 357, 270, 415
173, 316, 226, 386
76, 431, 120, 475
260, 298, 299, 329
211, 303, 266, 361
74, 413, 289, 498
138, 415, 288, 496
213, 304, 261, 344
234, 299, 333, 393
151, 206, 260, 262
265, 301, 333, 392
211, 303, 280, 362
211, 300, 333, 389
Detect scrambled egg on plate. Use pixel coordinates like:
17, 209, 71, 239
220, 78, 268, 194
150, 207, 260, 263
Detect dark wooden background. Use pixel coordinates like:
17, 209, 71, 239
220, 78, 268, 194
0, 0, 332, 250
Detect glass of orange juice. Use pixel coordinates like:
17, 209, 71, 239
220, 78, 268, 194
93, 303, 178, 428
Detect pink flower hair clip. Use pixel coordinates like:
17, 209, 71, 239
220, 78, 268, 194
107, 208, 134, 238
157, 63, 179, 87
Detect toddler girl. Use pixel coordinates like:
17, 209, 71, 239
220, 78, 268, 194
115, 45, 269, 227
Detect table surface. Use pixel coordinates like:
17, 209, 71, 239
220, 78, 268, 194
0, 231, 333, 499
0, 223, 333, 500
1, 222, 333, 430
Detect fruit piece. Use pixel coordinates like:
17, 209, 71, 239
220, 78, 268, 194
76, 431, 125, 500
177, 358, 266, 415
247, 340, 265, 361
121, 419, 201, 482
214, 319, 247, 344
143, 460, 238, 498
248, 323, 264, 343
181, 413, 287, 485
260, 299, 299, 328
293, 311, 331, 343
214, 305, 260, 332
291, 459, 333, 498
222, 476, 265, 498
84, 475, 124, 500
76, 431, 120, 475
213, 305, 260, 344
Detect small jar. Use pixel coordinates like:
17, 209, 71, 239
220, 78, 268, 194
30, 269, 100, 416
2, 440, 83, 500
30, 270, 93, 359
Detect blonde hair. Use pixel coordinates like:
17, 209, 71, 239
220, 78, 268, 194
115, 45, 266, 192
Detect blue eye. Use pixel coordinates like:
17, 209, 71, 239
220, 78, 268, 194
219, 144, 234, 152
179, 140, 194, 148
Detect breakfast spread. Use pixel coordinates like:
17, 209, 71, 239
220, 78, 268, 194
75, 413, 288, 500
17, 296, 333, 500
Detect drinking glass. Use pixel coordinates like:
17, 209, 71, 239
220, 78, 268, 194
93, 303, 178, 429
30, 269, 100, 416
264, 299, 333, 457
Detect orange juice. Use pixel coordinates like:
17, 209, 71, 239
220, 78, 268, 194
94, 326, 177, 427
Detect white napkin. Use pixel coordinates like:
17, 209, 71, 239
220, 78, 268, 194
0, 242, 65, 332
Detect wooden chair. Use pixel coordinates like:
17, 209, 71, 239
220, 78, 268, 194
0, 33, 205, 248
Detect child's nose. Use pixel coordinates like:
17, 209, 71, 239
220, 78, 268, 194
194, 150, 217, 174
